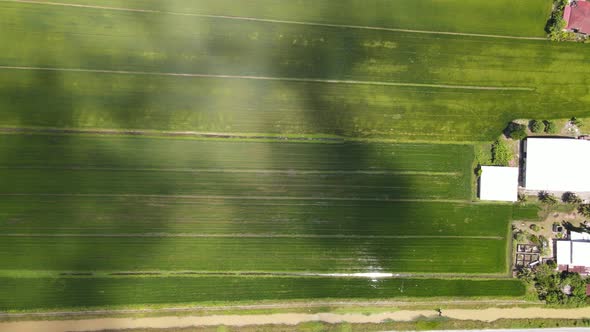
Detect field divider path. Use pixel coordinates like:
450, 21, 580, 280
1, 0, 549, 41
0, 66, 534, 91
0, 233, 504, 240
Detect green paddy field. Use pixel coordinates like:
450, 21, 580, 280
0, 0, 564, 311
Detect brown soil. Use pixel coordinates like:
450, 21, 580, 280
2, 307, 590, 332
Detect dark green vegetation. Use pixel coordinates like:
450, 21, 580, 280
0, 276, 526, 311
491, 140, 513, 166
0, 1, 586, 141
519, 264, 590, 306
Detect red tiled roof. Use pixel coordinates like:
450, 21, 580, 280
565, 1, 590, 34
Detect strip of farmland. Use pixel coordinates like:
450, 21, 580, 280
0, 197, 511, 236
0, 135, 473, 200
0, 236, 507, 273
0, 2, 588, 140
5, 0, 551, 37
0, 134, 512, 274
0, 276, 526, 311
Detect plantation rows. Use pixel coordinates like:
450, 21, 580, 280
0, 197, 512, 236
0, 276, 526, 311
0, 2, 587, 140
0, 235, 507, 273
49, 0, 550, 36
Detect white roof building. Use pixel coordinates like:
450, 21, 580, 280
525, 138, 590, 192
556, 231, 590, 274
479, 166, 519, 202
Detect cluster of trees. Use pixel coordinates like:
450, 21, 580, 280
519, 263, 589, 306
491, 140, 513, 166
545, 0, 576, 41
505, 119, 559, 141
560, 192, 590, 218
506, 122, 527, 140
529, 120, 558, 134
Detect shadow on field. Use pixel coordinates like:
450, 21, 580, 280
0, 2, 431, 310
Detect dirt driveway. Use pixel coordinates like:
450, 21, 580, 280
1, 307, 590, 332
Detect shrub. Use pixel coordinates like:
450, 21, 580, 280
571, 117, 583, 127
544, 120, 558, 134
506, 122, 527, 140
491, 140, 513, 166
579, 204, 590, 218
562, 192, 582, 205
530, 120, 545, 133
539, 191, 558, 205
530, 224, 541, 232
515, 232, 527, 243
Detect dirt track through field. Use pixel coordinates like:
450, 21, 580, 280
1, 0, 548, 41
2, 307, 590, 332
0, 66, 534, 91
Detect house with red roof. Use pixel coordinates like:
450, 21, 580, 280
564, 0, 590, 34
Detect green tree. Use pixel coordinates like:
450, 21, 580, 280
506, 122, 527, 140
544, 120, 558, 134
530, 120, 545, 133
562, 192, 582, 205
579, 204, 590, 218
539, 191, 558, 206
491, 140, 513, 166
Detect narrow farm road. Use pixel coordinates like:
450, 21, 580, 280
0, 66, 534, 91
1, 0, 548, 41
2, 307, 590, 332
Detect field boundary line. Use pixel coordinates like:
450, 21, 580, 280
0, 127, 486, 145
1, 0, 548, 41
0, 233, 503, 240
0, 166, 461, 177
0, 300, 531, 318
0, 193, 470, 204
0, 65, 534, 91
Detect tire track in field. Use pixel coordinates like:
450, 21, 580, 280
0, 66, 534, 91
0, 193, 470, 204
0, 166, 461, 177
1, 0, 548, 41
0, 234, 503, 240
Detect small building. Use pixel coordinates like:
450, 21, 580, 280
524, 138, 590, 193
479, 166, 519, 202
556, 231, 590, 274
564, 0, 590, 34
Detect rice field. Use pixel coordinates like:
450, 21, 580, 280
0, 0, 561, 311
0, 0, 586, 140
0, 276, 526, 311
